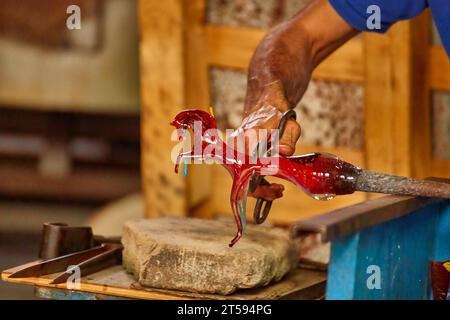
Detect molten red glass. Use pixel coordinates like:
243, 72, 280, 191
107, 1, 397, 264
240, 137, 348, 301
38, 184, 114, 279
171, 110, 362, 247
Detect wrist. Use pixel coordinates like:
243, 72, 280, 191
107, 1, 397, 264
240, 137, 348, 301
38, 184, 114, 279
244, 81, 290, 117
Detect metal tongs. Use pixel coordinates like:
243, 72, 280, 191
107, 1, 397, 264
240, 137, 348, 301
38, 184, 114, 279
249, 110, 297, 224
8, 222, 122, 284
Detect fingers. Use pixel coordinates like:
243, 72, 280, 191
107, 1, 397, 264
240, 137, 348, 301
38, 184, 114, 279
229, 118, 302, 157
250, 183, 285, 201
279, 120, 301, 156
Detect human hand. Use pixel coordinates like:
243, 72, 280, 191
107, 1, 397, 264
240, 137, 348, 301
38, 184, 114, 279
236, 82, 302, 201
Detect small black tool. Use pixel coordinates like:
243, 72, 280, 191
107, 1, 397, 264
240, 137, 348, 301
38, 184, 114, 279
8, 222, 122, 284
249, 110, 297, 224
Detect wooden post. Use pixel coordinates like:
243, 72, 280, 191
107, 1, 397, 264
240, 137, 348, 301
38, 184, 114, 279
183, 0, 214, 218
364, 22, 412, 178
413, 13, 450, 179
139, 0, 187, 218
410, 12, 434, 179
364, 13, 430, 182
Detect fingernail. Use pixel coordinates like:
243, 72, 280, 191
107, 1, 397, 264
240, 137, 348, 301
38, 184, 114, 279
279, 145, 293, 155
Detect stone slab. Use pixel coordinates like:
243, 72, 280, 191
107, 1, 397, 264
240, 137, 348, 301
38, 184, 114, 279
122, 217, 299, 295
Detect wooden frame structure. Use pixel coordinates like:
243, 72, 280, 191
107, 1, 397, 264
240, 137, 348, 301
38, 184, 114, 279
365, 12, 450, 180
139, 0, 450, 222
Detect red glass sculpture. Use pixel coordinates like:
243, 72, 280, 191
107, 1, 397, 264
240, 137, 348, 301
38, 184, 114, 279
171, 109, 362, 247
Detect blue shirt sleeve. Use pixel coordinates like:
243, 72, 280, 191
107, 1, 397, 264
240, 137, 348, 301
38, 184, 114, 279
430, 0, 450, 58
329, 0, 428, 33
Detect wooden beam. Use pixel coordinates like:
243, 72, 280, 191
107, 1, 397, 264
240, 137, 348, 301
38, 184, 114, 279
410, 12, 432, 179
138, 0, 187, 217
364, 12, 449, 181
183, 0, 213, 216
205, 25, 264, 70
205, 25, 364, 82
313, 37, 364, 82
412, 14, 450, 180
431, 159, 450, 179
364, 21, 415, 179
429, 46, 450, 91
364, 32, 395, 176
389, 21, 415, 177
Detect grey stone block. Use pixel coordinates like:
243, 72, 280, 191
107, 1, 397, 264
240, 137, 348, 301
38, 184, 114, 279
122, 217, 299, 295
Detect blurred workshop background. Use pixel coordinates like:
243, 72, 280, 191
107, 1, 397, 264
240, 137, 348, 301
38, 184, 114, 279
0, 0, 141, 298
0, 0, 449, 299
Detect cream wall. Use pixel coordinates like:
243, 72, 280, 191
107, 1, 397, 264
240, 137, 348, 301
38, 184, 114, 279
0, 0, 140, 114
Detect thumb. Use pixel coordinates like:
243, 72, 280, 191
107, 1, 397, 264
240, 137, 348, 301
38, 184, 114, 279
279, 120, 301, 156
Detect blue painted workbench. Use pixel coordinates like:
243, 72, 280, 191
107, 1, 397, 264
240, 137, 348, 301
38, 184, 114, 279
293, 193, 450, 300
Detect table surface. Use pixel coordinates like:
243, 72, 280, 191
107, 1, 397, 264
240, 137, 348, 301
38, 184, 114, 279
2, 263, 326, 300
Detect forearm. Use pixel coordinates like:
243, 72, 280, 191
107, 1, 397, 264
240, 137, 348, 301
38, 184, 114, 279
244, 0, 358, 115
244, 20, 313, 114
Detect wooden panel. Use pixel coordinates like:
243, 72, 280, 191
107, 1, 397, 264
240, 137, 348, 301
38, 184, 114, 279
364, 20, 418, 178
413, 14, 450, 179
205, 25, 264, 69
364, 32, 397, 175
410, 13, 434, 179
363, 30, 386, 176
406, 13, 450, 180
205, 25, 364, 82
389, 22, 415, 177
193, 145, 367, 224
364, 12, 449, 180
139, 0, 187, 217
2, 265, 326, 300
431, 159, 450, 178
183, 0, 213, 214
313, 38, 364, 82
